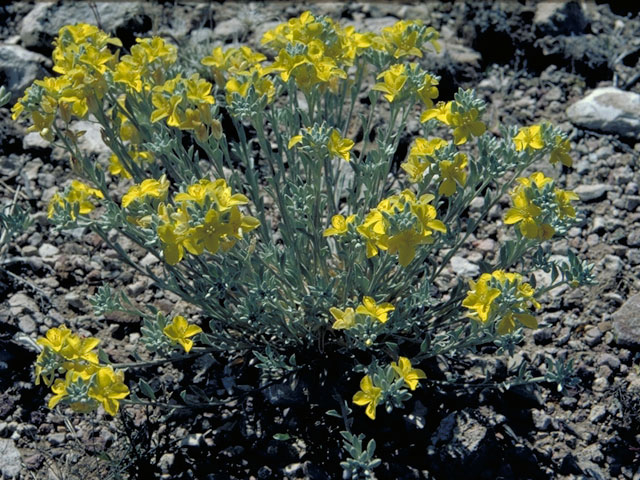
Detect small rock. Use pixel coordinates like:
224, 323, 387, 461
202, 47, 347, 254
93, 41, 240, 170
627, 230, 640, 247
21, 245, 38, 257
18, 316, 37, 334
450, 256, 480, 277
534, 1, 588, 36
613, 294, 640, 347
140, 252, 159, 267
68, 120, 112, 161
180, 433, 204, 448
532, 409, 552, 431
573, 184, 608, 202
64, 292, 84, 310
533, 328, 554, 345
588, 405, 606, 423
0, 439, 22, 478
0, 45, 50, 102
566, 87, 640, 140
584, 327, 602, 347
8, 293, 39, 315
597, 353, 620, 371
212, 18, 248, 42
38, 243, 59, 258
158, 453, 174, 473
47, 432, 66, 446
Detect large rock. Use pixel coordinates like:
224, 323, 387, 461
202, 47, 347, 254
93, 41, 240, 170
613, 293, 640, 348
0, 45, 50, 102
534, 1, 588, 36
566, 87, 640, 140
69, 119, 112, 161
0, 439, 22, 479
20, 2, 151, 52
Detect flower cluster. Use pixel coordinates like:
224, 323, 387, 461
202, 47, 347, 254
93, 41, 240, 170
34, 325, 129, 416
462, 270, 540, 335
504, 172, 578, 241
47, 180, 104, 220
330, 296, 395, 330
422, 100, 486, 145
12, 24, 122, 139
373, 63, 439, 107
353, 190, 446, 267
353, 357, 426, 420
288, 124, 355, 162
152, 178, 260, 265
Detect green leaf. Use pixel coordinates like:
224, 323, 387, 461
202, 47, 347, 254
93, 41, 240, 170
273, 433, 291, 441
138, 379, 156, 400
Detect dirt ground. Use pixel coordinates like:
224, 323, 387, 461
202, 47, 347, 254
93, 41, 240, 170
1, 2, 640, 479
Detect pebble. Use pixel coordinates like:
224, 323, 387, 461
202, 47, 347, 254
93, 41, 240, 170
612, 294, 640, 347
38, 243, 59, 257
449, 255, 480, 277
574, 184, 609, 202
18, 315, 37, 334
532, 409, 553, 431
588, 405, 607, 423
584, 327, 603, 347
0, 439, 22, 479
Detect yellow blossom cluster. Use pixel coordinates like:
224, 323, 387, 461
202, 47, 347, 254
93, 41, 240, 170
462, 270, 540, 335
353, 356, 426, 420
288, 125, 355, 162
400, 137, 468, 196
373, 63, 439, 107
348, 190, 446, 267
47, 180, 104, 220
12, 24, 122, 139
329, 296, 395, 329
421, 100, 486, 145
504, 172, 578, 241
34, 325, 129, 416
147, 178, 260, 265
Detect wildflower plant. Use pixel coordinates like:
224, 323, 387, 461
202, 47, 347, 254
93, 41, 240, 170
15, 14, 595, 476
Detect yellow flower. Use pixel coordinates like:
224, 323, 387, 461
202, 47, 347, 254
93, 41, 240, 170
555, 189, 579, 219
420, 101, 452, 124
549, 136, 572, 167
352, 375, 381, 420
327, 129, 354, 162
372, 64, 407, 103
391, 357, 426, 391
58, 334, 100, 364
496, 312, 538, 335
163, 315, 203, 353
323, 214, 356, 237
384, 229, 430, 267
329, 307, 356, 330
122, 175, 170, 208
356, 296, 395, 323
513, 125, 544, 151
416, 73, 439, 109
504, 190, 543, 238
449, 108, 486, 145
37, 325, 72, 353
438, 153, 467, 197
462, 274, 501, 323
108, 154, 133, 179
87, 366, 130, 416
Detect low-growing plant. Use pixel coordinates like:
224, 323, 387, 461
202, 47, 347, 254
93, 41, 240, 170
14, 13, 595, 477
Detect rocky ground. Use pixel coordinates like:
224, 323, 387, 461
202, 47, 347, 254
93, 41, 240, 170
1, 1, 640, 479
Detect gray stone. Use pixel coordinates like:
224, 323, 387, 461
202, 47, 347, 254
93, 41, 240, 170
212, 18, 248, 42
18, 315, 37, 334
68, 120, 112, 161
20, 2, 150, 52
613, 294, 640, 347
597, 352, 621, 371
22, 132, 51, 151
628, 230, 640, 247
532, 409, 552, 430
573, 184, 608, 202
0, 45, 50, 102
450, 255, 480, 277
0, 439, 22, 478
588, 405, 606, 423
566, 87, 640, 140
584, 327, 602, 347
8, 293, 39, 315
38, 243, 59, 258
534, 1, 588, 36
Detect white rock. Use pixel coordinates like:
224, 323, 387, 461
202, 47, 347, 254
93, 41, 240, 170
450, 255, 480, 277
0, 45, 50, 102
534, 1, 588, 36
573, 183, 608, 202
38, 242, 59, 257
0, 439, 21, 479
566, 87, 640, 140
